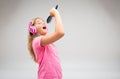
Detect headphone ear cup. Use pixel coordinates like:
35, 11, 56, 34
28, 22, 37, 34
29, 25, 37, 34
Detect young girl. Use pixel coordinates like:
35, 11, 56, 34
27, 8, 64, 79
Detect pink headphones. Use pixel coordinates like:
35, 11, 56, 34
28, 22, 37, 34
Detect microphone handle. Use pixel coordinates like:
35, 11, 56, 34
47, 5, 58, 23
55, 5, 58, 9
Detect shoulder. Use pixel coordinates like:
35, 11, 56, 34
32, 36, 42, 48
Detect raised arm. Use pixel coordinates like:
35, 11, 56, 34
41, 8, 64, 46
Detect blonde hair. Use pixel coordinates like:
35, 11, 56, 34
27, 17, 42, 62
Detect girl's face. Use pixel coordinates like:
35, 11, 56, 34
34, 18, 48, 35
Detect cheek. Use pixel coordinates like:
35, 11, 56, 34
46, 27, 48, 31
38, 26, 41, 30
36, 26, 42, 31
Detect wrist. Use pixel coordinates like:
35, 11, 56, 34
54, 10, 59, 17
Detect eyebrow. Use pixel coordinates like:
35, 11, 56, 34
35, 19, 44, 23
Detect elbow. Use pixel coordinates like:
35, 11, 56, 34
60, 32, 65, 37
59, 32, 65, 37
57, 31, 65, 38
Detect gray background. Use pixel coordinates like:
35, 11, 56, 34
0, 0, 120, 79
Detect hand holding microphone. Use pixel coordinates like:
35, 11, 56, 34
47, 5, 58, 23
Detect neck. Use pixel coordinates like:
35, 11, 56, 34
36, 33, 41, 36
36, 32, 47, 37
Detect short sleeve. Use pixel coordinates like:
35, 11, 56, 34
32, 36, 42, 49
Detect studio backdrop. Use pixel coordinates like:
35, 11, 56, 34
0, 0, 120, 79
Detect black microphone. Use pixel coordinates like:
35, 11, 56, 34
47, 5, 58, 23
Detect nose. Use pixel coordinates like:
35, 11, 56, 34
42, 22, 45, 25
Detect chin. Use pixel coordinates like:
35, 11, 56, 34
42, 32, 47, 35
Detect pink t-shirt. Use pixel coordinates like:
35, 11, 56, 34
32, 36, 62, 79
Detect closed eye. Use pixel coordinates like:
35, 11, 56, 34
38, 23, 41, 24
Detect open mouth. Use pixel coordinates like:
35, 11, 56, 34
43, 26, 46, 29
